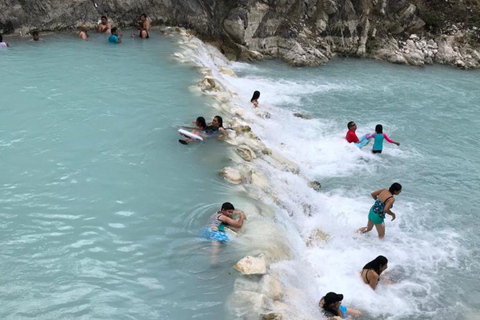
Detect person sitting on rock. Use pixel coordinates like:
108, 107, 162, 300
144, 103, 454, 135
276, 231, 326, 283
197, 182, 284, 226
108, 27, 123, 44
345, 121, 359, 143
202, 202, 246, 242
319, 292, 362, 319
251, 90, 260, 108
79, 26, 89, 40
0, 33, 8, 49
179, 116, 207, 145
140, 13, 151, 31
97, 16, 112, 33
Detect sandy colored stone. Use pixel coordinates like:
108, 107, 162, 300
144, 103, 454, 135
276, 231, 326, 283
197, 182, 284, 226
260, 312, 283, 320
221, 167, 242, 184
260, 274, 284, 301
220, 67, 238, 77
234, 254, 268, 275
306, 228, 330, 247
236, 145, 256, 162
293, 113, 311, 119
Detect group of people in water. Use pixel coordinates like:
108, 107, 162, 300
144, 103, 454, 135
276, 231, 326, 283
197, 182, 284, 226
192, 93, 402, 317
0, 14, 151, 47
178, 115, 226, 145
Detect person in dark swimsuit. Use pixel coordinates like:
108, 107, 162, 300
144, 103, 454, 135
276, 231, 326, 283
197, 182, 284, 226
205, 115, 226, 137
358, 183, 402, 239
361, 255, 388, 290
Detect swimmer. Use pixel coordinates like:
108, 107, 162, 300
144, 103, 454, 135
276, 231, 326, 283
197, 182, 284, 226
319, 292, 362, 319
205, 115, 226, 137
32, 31, 40, 41
108, 27, 123, 44
358, 183, 402, 239
179, 116, 207, 145
202, 202, 246, 242
345, 121, 359, 143
369, 124, 400, 154
79, 26, 89, 40
361, 255, 389, 290
140, 13, 151, 31
0, 33, 8, 49
202, 202, 246, 265
251, 90, 260, 108
97, 16, 112, 33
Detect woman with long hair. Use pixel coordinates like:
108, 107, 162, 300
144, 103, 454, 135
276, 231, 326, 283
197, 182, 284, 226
361, 255, 389, 290
358, 183, 402, 238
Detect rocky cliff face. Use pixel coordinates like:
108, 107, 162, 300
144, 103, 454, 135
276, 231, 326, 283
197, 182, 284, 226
1, 0, 480, 68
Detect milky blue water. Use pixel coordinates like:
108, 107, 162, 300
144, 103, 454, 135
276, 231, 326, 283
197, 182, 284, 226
225, 59, 480, 319
0, 32, 245, 320
3, 31, 480, 320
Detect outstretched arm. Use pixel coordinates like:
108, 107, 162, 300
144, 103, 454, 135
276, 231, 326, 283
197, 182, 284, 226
383, 133, 400, 146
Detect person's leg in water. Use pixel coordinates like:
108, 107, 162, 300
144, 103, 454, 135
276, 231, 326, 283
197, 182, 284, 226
210, 241, 220, 266
358, 219, 374, 234
375, 223, 386, 239
179, 137, 193, 145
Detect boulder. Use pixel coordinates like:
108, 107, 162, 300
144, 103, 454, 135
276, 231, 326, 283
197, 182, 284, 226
306, 228, 330, 247
204, 76, 216, 88
260, 313, 284, 320
293, 113, 312, 119
308, 180, 321, 191
234, 254, 268, 275
221, 167, 243, 184
248, 170, 269, 189
236, 145, 256, 162
260, 274, 284, 301
220, 67, 238, 77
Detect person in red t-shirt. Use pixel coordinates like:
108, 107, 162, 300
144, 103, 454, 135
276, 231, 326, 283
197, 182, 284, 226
345, 121, 359, 143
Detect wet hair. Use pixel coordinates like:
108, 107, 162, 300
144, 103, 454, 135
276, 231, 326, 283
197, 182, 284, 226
101, 16, 107, 20
221, 202, 235, 211
250, 90, 260, 102
363, 255, 388, 275
32, 31, 39, 37
111, 27, 118, 34
389, 182, 402, 195
80, 26, 87, 32
321, 292, 344, 317
347, 121, 356, 129
141, 13, 147, 19
0, 33, 3, 42
214, 116, 223, 128
196, 117, 207, 129
375, 124, 383, 134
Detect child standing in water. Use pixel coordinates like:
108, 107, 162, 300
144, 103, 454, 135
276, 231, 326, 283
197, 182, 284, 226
250, 91, 260, 108
369, 124, 400, 153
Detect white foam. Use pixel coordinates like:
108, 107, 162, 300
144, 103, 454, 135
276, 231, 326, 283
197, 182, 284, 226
178, 37, 463, 320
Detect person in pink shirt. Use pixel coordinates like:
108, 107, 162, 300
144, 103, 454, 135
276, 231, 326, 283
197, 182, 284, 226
345, 121, 359, 143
